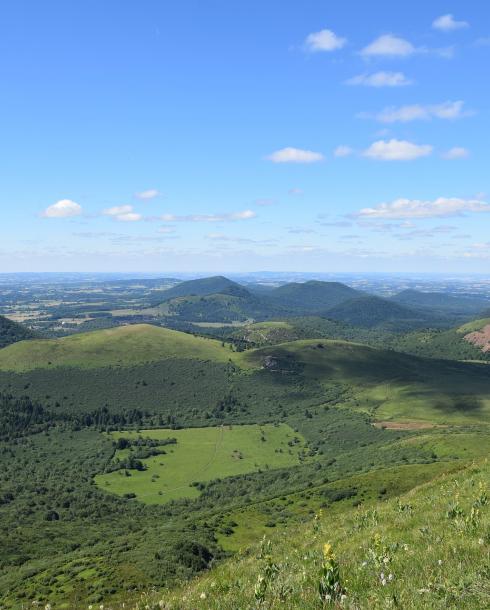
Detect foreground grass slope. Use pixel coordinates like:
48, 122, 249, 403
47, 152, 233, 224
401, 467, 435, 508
129, 457, 490, 610
0, 324, 236, 371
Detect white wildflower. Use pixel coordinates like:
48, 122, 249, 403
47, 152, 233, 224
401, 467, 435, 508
200, 592, 207, 600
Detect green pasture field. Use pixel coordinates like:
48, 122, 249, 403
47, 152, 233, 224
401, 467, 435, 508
96, 423, 310, 504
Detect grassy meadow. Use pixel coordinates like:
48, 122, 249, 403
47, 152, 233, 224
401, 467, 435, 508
96, 424, 309, 503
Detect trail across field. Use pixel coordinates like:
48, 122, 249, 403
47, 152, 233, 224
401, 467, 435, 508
95, 423, 309, 504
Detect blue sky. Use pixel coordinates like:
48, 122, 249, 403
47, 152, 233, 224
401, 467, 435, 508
1, 0, 489, 272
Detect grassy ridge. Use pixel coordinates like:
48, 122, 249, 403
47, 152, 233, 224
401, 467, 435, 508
0, 324, 237, 371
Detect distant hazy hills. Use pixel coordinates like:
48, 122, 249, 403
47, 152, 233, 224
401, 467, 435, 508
391, 288, 490, 316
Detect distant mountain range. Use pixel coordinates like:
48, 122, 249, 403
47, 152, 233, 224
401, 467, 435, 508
144, 276, 490, 331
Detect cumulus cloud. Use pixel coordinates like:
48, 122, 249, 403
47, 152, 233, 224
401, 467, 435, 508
266, 147, 324, 163
333, 145, 353, 157
42, 199, 82, 218
304, 28, 346, 52
366, 100, 469, 123
433, 14, 469, 32
103, 205, 142, 222
360, 34, 416, 58
160, 210, 257, 223
346, 71, 412, 87
442, 147, 470, 159
356, 197, 490, 219
135, 189, 160, 200
363, 139, 433, 161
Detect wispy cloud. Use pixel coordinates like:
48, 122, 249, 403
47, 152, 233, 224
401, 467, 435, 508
205, 233, 275, 245
361, 100, 469, 123
346, 71, 412, 87
135, 189, 160, 200
158, 226, 176, 234
255, 198, 276, 207
356, 197, 490, 219
266, 147, 324, 163
363, 139, 432, 161
432, 14, 469, 32
42, 199, 82, 218
160, 210, 256, 222
304, 28, 346, 52
288, 187, 304, 196
333, 145, 353, 157
442, 147, 470, 159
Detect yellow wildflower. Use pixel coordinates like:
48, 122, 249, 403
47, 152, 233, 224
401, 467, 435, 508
323, 543, 335, 560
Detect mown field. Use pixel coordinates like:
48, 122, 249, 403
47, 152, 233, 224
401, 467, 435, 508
96, 424, 310, 503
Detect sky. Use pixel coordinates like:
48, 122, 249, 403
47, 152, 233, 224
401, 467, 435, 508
1, 0, 489, 273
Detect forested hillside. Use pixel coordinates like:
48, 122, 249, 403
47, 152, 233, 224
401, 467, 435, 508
0, 315, 35, 348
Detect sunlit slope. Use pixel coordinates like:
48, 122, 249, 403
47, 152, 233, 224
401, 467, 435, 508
142, 457, 490, 610
241, 339, 490, 424
0, 324, 237, 371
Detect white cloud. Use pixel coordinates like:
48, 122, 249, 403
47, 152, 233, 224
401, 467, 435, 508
360, 34, 416, 58
363, 139, 432, 161
334, 145, 353, 157
346, 71, 412, 87
304, 29, 346, 52
103, 205, 142, 222
356, 197, 490, 219
365, 100, 468, 123
135, 189, 160, 200
433, 14, 469, 32
160, 210, 257, 223
42, 199, 82, 218
266, 147, 324, 163
255, 198, 276, 207
442, 147, 470, 159
288, 187, 304, 195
